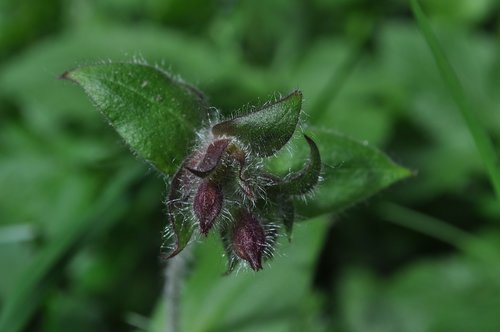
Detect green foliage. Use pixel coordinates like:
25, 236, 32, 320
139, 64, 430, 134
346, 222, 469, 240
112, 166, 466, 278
0, 166, 145, 332
267, 128, 411, 217
63, 59, 406, 268
212, 91, 302, 157
0, 0, 499, 331
411, 0, 500, 201
63, 63, 207, 175
337, 242, 500, 332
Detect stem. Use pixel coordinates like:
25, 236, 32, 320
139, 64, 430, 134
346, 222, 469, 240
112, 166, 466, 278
164, 246, 192, 332
378, 202, 498, 262
379, 202, 475, 252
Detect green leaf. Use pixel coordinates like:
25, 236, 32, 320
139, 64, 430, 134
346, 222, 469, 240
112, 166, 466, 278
212, 91, 302, 157
267, 128, 412, 218
62, 63, 207, 175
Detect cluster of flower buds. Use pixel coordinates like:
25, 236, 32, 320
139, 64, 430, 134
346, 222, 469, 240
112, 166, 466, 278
163, 91, 321, 272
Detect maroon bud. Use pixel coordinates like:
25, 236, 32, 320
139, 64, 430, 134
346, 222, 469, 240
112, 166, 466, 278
232, 210, 266, 271
186, 139, 230, 177
193, 179, 223, 236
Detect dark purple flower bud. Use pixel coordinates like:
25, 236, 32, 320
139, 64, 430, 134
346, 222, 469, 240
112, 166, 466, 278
186, 139, 230, 177
232, 210, 266, 271
193, 179, 223, 236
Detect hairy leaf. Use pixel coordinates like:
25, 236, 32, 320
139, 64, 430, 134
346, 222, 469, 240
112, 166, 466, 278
62, 63, 207, 175
164, 163, 195, 258
267, 128, 412, 217
269, 135, 321, 196
212, 91, 302, 156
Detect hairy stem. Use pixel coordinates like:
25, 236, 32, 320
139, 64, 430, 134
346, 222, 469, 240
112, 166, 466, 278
164, 246, 192, 332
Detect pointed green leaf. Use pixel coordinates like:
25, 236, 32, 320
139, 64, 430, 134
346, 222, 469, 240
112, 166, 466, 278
62, 63, 207, 175
266, 127, 413, 218
212, 91, 302, 156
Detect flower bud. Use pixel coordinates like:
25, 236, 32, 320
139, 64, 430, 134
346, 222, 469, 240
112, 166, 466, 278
232, 210, 266, 271
193, 179, 223, 236
186, 139, 229, 177
158, 90, 322, 269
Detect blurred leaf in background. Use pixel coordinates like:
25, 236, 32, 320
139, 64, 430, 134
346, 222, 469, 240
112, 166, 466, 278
1, 0, 500, 331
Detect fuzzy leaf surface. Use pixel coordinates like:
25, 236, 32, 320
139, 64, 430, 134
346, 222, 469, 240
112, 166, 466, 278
212, 91, 302, 156
63, 63, 206, 175
269, 135, 321, 196
267, 128, 412, 218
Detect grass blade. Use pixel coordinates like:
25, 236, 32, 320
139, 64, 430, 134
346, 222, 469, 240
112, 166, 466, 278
410, 0, 500, 201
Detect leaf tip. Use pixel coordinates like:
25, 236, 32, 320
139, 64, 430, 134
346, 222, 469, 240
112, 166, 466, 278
288, 89, 303, 102
397, 165, 415, 180
58, 69, 73, 81
59, 68, 84, 85
279, 89, 303, 116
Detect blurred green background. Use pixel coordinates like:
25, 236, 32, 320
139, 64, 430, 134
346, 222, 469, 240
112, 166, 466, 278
1, 0, 500, 331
